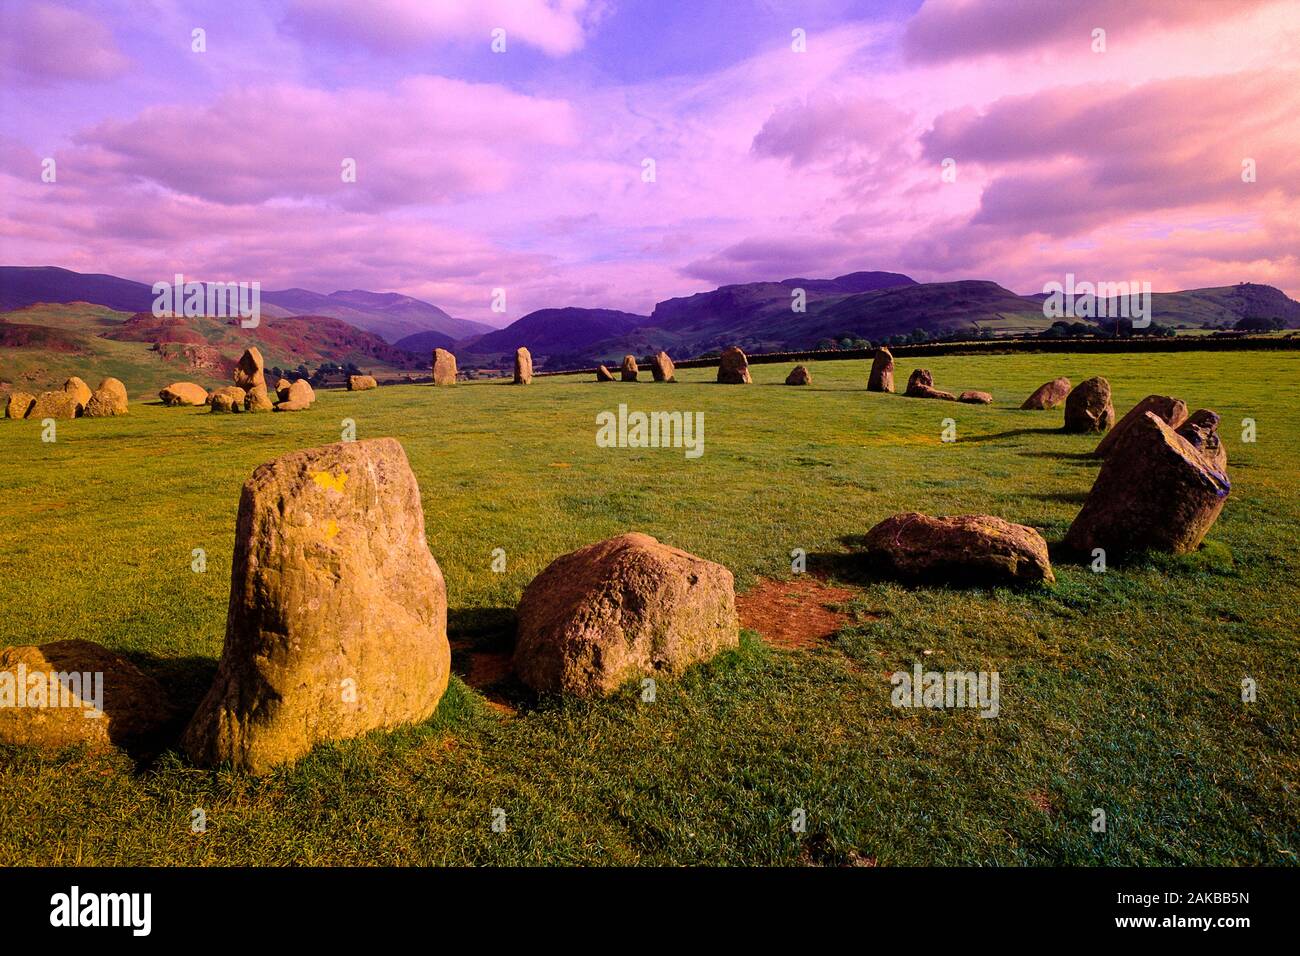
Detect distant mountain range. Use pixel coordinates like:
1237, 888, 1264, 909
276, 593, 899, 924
0, 267, 492, 345
3, 266, 1298, 390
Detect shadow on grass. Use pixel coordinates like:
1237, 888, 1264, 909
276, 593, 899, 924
955, 427, 1067, 444
447, 606, 535, 714
1021, 490, 1089, 505
115, 651, 216, 769
1017, 448, 1098, 462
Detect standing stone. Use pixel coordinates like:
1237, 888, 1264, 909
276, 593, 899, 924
717, 346, 751, 384
620, 355, 639, 381
29, 390, 80, 419
861, 512, 1055, 585
160, 382, 209, 406
785, 365, 812, 386
432, 348, 458, 386
233, 347, 266, 392
348, 375, 378, 391
513, 533, 739, 697
904, 368, 956, 400
868, 348, 895, 392
0, 640, 171, 749
1063, 377, 1115, 433
84, 377, 128, 417
1064, 411, 1229, 556
514, 347, 533, 384
5, 391, 35, 419
1093, 395, 1188, 457
245, 383, 274, 412
209, 386, 246, 412
1021, 377, 1071, 410
63, 377, 92, 411
651, 351, 676, 382
182, 438, 451, 774
596, 365, 615, 382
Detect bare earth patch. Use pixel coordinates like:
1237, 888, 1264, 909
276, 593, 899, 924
450, 643, 518, 716
736, 577, 859, 649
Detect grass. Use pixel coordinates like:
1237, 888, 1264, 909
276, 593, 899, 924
1, 352, 1297, 865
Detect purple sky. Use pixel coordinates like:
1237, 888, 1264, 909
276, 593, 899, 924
1, 0, 1297, 325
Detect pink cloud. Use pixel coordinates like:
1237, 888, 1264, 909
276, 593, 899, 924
0, 1, 130, 84
282, 0, 603, 56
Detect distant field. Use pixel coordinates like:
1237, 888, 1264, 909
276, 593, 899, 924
1, 352, 1297, 865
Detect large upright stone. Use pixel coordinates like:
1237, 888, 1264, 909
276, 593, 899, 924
620, 355, 639, 382
84, 377, 128, 417
182, 438, 451, 774
1064, 411, 1230, 556
650, 351, 676, 382
717, 346, 751, 384
0, 640, 171, 749
233, 347, 266, 392
513, 533, 739, 697
1063, 376, 1114, 433
514, 347, 533, 384
432, 348, 457, 386
1021, 377, 1071, 410
861, 513, 1054, 585
1093, 394, 1188, 457
868, 348, 894, 392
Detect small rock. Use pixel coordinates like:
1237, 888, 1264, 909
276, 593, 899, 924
209, 386, 246, 412
785, 365, 812, 385
958, 390, 993, 404
1020, 377, 1071, 410
861, 512, 1055, 585
348, 375, 378, 391
159, 382, 209, 406
904, 368, 956, 400
4, 391, 35, 419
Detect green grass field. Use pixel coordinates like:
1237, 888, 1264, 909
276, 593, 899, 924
1, 352, 1297, 865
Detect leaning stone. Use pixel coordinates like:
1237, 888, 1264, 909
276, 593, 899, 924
513, 533, 739, 697
0, 640, 170, 749
182, 438, 450, 774
347, 375, 377, 391
432, 348, 457, 386
861, 512, 1054, 585
620, 355, 639, 381
1021, 377, 1071, 410
1093, 395, 1188, 457
717, 346, 751, 384
596, 365, 615, 382
785, 365, 812, 385
1062, 376, 1114, 433
1064, 411, 1229, 556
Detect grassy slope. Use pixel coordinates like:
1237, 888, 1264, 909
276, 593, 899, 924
0, 353, 1297, 865
0, 303, 417, 399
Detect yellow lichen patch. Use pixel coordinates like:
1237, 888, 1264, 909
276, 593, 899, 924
311, 471, 348, 493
